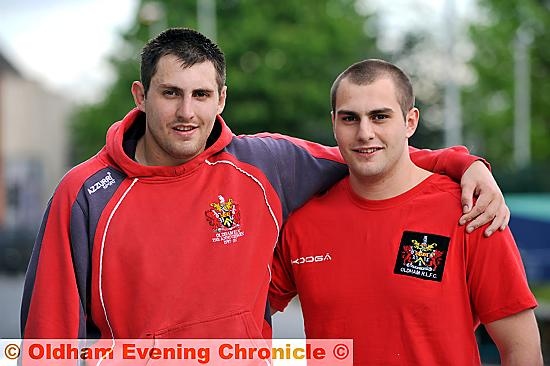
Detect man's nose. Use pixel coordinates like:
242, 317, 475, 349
357, 119, 375, 140
176, 97, 194, 120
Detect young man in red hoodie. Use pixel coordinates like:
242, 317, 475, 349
22, 29, 508, 341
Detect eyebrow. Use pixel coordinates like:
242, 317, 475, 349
336, 109, 358, 116
367, 108, 394, 116
336, 107, 395, 116
157, 83, 215, 93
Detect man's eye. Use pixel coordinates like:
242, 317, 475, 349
163, 90, 177, 97
341, 115, 357, 122
194, 91, 210, 98
373, 114, 388, 121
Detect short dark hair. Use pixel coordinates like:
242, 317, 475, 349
140, 28, 226, 95
330, 59, 415, 118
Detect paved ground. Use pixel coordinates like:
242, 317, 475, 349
272, 298, 305, 338
0, 274, 23, 338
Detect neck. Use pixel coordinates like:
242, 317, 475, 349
349, 155, 432, 200
134, 137, 150, 166
135, 134, 200, 167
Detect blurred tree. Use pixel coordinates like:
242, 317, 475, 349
463, 0, 550, 174
71, 0, 380, 163
389, 31, 447, 150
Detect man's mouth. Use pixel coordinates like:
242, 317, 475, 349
173, 125, 197, 132
353, 147, 383, 154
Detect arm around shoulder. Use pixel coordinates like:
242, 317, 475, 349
485, 309, 543, 366
409, 145, 509, 235
408, 145, 479, 179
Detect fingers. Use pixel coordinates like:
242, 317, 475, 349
460, 193, 494, 232
460, 181, 476, 215
459, 187, 488, 226
498, 205, 511, 232
458, 159, 510, 236
459, 192, 510, 237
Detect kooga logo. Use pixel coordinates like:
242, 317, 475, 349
291, 253, 332, 265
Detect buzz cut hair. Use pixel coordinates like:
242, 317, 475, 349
330, 59, 415, 118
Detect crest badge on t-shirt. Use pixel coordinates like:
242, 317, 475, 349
393, 231, 450, 282
205, 194, 245, 244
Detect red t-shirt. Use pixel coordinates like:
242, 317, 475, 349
270, 174, 536, 365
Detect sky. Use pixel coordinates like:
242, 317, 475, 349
0, 0, 138, 102
361, 0, 477, 52
0, 0, 476, 104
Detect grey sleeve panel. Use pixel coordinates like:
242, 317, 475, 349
20, 202, 51, 336
69, 198, 90, 339
21, 167, 126, 338
73, 168, 127, 338
225, 136, 347, 220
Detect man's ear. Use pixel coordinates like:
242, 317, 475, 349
331, 111, 337, 139
131, 81, 146, 112
217, 85, 227, 115
405, 107, 420, 138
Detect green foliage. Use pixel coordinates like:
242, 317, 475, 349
375, 31, 448, 151
70, 0, 379, 163
531, 283, 550, 302
495, 161, 550, 193
463, 0, 550, 174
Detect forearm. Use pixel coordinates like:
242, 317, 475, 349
499, 347, 543, 366
485, 310, 543, 366
409, 145, 487, 181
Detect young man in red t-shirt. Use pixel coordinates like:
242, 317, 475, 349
269, 59, 543, 365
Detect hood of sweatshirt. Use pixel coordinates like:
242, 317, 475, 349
102, 108, 234, 179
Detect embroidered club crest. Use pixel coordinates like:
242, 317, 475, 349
205, 195, 240, 231
205, 195, 245, 244
394, 231, 450, 282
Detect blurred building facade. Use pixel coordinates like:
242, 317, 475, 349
0, 50, 72, 231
